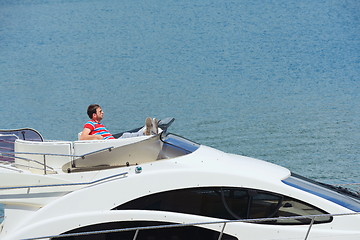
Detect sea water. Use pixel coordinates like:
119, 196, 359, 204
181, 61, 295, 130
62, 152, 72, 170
0, 0, 359, 196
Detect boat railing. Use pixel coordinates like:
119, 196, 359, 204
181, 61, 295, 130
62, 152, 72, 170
17, 212, 360, 240
0, 172, 128, 226
0, 171, 127, 191
0, 146, 114, 174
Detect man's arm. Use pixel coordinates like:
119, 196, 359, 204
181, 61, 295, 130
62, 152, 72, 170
79, 128, 103, 140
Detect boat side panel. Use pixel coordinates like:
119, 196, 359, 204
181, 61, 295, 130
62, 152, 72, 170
14, 140, 73, 173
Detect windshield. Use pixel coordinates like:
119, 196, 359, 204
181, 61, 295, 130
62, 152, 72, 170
161, 133, 200, 154
282, 173, 360, 212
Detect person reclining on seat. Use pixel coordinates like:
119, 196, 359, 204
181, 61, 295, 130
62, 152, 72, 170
79, 104, 157, 140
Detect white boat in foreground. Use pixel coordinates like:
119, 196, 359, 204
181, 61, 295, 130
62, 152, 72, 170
0, 118, 359, 240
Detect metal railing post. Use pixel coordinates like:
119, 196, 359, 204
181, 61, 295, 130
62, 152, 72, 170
43, 154, 46, 175
218, 222, 227, 240
304, 216, 315, 240
133, 229, 139, 240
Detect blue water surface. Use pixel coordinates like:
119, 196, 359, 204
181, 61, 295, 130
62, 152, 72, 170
0, 0, 359, 185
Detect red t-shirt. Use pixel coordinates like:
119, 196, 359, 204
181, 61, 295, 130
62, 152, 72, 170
84, 120, 115, 140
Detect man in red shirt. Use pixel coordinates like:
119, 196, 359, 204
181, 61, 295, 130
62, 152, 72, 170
79, 104, 114, 140
80, 104, 114, 140
80, 104, 157, 140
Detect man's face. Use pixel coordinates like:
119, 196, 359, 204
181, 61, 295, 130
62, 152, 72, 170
94, 107, 104, 121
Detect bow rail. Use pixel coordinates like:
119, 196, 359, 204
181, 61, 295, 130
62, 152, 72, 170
17, 212, 360, 240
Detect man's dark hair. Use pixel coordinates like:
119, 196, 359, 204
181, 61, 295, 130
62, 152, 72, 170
87, 104, 100, 119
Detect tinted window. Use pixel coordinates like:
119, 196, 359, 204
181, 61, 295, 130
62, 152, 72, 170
276, 196, 331, 224
248, 191, 282, 219
55, 221, 238, 240
222, 188, 249, 219
115, 188, 234, 220
115, 187, 332, 225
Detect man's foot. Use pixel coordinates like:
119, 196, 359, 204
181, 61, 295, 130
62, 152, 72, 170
151, 118, 158, 135
145, 117, 152, 135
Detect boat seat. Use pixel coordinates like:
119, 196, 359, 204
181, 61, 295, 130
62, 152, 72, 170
64, 135, 163, 172
14, 139, 73, 174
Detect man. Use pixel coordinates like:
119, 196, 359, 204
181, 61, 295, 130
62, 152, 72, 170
79, 104, 115, 140
80, 104, 157, 140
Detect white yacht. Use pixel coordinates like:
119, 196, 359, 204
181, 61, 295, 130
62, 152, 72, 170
0, 118, 359, 240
